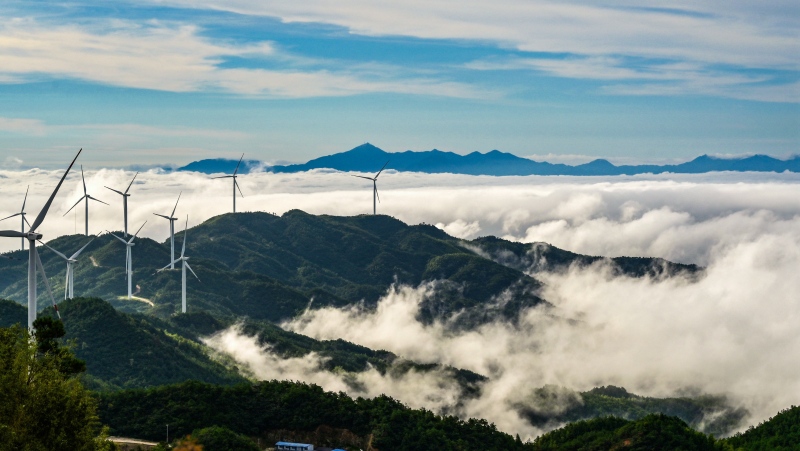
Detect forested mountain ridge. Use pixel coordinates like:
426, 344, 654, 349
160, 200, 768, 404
0, 211, 698, 327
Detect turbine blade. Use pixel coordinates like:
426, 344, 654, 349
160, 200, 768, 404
21, 185, 29, 212
70, 237, 96, 259
105, 186, 124, 195
374, 160, 390, 179
185, 262, 200, 281
109, 232, 127, 244
88, 196, 109, 206
353, 175, 374, 181
62, 195, 86, 217
235, 179, 244, 198
37, 240, 69, 261
23, 216, 31, 228
34, 148, 82, 229
157, 261, 173, 272
375, 186, 381, 203
124, 172, 139, 194
171, 192, 181, 217
0, 230, 26, 238
81, 165, 87, 195
132, 220, 147, 239
35, 248, 60, 320
0, 212, 22, 222
233, 153, 244, 175
211, 175, 234, 179
153, 213, 171, 220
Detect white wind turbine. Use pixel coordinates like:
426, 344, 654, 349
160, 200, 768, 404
109, 221, 147, 300
0, 185, 30, 250
158, 216, 199, 314
212, 154, 245, 213
153, 192, 181, 269
0, 149, 82, 329
353, 161, 389, 215
64, 165, 109, 235
105, 171, 139, 237
39, 238, 95, 300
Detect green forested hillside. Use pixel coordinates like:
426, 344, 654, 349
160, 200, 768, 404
97, 379, 529, 451
38, 297, 245, 390
0, 298, 25, 327
473, 235, 702, 277
0, 212, 697, 327
530, 414, 729, 450
726, 406, 800, 450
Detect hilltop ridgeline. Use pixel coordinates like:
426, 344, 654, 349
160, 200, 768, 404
178, 143, 800, 176
0, 211, 699, 327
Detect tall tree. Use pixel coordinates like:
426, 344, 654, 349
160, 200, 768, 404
0, 322, 114, 451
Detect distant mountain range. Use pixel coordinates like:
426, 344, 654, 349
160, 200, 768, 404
177, 143, 800, 176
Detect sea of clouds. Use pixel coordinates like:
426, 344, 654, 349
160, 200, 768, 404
2, 167, 800, 438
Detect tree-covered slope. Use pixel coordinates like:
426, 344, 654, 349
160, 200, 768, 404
725, 405, 800, 450
473, 236, 701, 277
0, 212, 700, 327
521, 385, 746, 438
38, 297, 245, 390
530, 414, 729, 450
0, 298, 25, 327
97, 379, 530, 451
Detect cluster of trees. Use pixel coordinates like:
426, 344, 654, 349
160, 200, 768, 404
0, 320, 115, 451
96, 379, 528, 451
531, 414, 731, 450
726, 406, 800, 450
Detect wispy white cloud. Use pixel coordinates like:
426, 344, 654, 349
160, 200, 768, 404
0, 117, 47, 135
136, 0, 798, 102
0, 18, 484, 98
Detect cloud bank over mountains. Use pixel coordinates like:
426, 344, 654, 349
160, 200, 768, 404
3, 168, 799, 437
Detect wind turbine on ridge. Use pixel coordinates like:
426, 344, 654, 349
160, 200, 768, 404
0, 185, 30, 250
159, 216, 199, 314
0, 148, 82, 330
352, 161, 389, 215
212, 154, 245, 213
39, 237, 95, 300
154, 192, 181, 269
109, 221, 147, 300
64, 165, 109, 236
105, 171, 139, 237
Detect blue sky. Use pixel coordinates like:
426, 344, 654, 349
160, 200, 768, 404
0, 0, 797, 167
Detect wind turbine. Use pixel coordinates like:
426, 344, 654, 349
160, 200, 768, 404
212, 154, 244, 213
0, 149, 82, 330
352, 161, 389, 215
109, 221, 147, 300
64, 165, 109, 235
154, 192, 181, 269
159, 216, 199, 313
39, 238, 95, 300
0, 185, 30, 250
105, 172, 139, 237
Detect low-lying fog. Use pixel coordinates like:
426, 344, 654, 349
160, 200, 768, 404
3, 167, 799, 438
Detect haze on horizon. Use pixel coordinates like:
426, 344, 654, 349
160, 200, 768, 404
0, 0, 798, 168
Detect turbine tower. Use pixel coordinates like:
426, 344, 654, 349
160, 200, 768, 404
159, 216, 199, 313
0, 185, 30, 250
105, 171, 139, 237
109, 221, 147, 300
39, 238, 95, 299
212, 154, 244, 213
154, 192, 181, 269
64, 165, 109, 235
353, 161, 389, 215
0, 148, 82, 330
